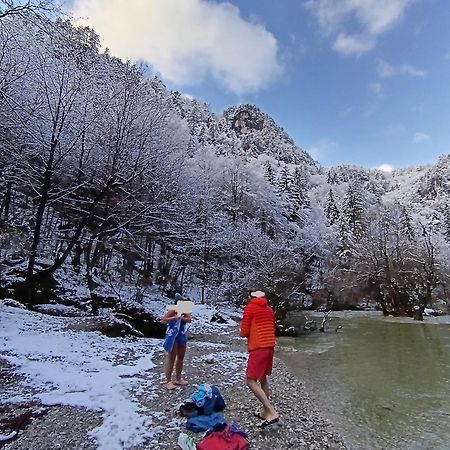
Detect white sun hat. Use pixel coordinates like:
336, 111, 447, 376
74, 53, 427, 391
250, 290, 266, 298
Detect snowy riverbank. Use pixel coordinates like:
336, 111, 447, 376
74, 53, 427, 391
0, 302, 346, 449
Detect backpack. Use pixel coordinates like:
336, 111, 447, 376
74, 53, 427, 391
202, 385, 226, 415
196, 423, 250, 450
180, 385, 226, 418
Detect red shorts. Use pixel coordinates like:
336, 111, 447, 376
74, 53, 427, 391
246, 348, 274, 380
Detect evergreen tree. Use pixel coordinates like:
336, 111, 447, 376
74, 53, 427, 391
400, 204, 415, 241
327, 170, 338, 184
264, 161, 276, 184
290, 167, 309, 206
287, 167, 310, 224
342, 183, 365, 238
278, 165, 290, 193
325, 189, 340, 225
197, 123, 208, 146
442, 202, 450, 242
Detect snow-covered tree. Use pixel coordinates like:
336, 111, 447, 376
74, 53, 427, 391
264, 160, 276, 185
0, 0, 54, 19
342, 182, 365, 239
325, 189, 340, 225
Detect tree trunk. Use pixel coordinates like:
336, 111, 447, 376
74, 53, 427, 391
0, 182, 12, 224
413, 306, 424, 321
142, 235, 154, 276
31, 177, 116, 280
26, 138, 57, 282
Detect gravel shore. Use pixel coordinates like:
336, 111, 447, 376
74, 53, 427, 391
1, 324, 347, 450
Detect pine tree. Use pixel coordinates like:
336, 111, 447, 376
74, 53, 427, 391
442, 202, 450, 241
400, 204, 415, 241
278, 166, 290, 193
342, 183, 365, 238
327, 170, 338, 184
287, 167, 310, 224
264, 161, 276, 184
325, 189, 340, 225
290, 167, 309, 206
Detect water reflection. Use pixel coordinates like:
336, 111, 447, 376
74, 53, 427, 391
278, 312, 450, 450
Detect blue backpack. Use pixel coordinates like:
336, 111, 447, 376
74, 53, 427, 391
202, 385, 226, 415
180, 385, 227, 419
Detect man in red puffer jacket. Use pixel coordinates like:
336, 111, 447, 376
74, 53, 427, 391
239, 290, 279, 428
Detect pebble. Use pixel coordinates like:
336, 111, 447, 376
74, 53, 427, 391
0, 325, 348, 450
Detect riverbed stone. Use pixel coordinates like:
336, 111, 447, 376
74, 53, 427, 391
1, 323, 347, 450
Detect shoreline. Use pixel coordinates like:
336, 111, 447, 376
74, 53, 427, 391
179, 328, 348, 450
1, 316, 347, 450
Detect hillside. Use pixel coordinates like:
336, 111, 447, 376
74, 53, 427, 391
0, 12, 450, 327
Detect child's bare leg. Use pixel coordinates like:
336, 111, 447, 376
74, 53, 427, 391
174, 344, 188, 385
164, 349, 177, 389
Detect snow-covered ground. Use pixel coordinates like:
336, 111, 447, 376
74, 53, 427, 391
0, 300, 241, 449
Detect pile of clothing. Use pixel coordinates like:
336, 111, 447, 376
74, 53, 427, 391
180, 383, 226, 431
177, 383, 250, 450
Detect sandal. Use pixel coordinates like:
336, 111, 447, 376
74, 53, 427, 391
259, 417, 280, 428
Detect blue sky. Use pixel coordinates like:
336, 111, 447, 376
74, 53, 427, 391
70, 0, 450, 170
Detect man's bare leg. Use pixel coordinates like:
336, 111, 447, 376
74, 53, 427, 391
257, 376, 270, 418
260, 376, 270, 398
246, 378, 278, 422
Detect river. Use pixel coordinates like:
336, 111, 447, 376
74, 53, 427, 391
278, 311, 450, 450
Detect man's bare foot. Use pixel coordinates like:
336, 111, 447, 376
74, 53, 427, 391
174, 379, 188, 386
164, 381, 177, 390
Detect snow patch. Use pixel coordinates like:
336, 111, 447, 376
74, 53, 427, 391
0, 305, 160, 450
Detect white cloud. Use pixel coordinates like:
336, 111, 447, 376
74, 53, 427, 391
304, 0, 412, 56
377, 163, 394, 172
332, 32, 374, 56
412, 132, 431, 144
376, 59, 427, 78
71, 0, 283, 95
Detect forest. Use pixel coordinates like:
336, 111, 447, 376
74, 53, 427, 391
1, 8, 450, 328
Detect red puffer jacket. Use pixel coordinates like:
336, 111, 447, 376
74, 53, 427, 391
239, 297, 275, 351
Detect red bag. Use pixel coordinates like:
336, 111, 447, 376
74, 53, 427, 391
196, 425, 250, 450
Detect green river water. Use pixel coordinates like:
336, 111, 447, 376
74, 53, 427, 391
278, 311, 450, 450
